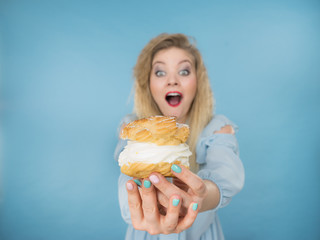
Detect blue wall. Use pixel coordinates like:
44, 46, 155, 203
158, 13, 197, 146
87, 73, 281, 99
1, 1, 319, 239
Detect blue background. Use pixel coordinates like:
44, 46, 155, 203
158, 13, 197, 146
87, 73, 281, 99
1, 0, 319, 239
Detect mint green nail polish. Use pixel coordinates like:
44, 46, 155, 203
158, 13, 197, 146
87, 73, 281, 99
143, 180, 151, 188
172, 199, 180, 206
171, 164, 182, 173
192, 203, 198, 211
133, 179, 142, 186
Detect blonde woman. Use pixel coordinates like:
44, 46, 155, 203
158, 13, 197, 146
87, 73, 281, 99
115, 33, 245, 240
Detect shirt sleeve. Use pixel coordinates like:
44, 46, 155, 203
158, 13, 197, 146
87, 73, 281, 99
114, 114, 137, 225
196, 115, 245, 210
113, 113, 137, 161
118, 173, 133, 224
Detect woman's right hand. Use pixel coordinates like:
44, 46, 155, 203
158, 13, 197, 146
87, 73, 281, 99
126, 178, 199, 235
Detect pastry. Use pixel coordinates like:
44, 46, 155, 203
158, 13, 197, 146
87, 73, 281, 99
118, 116, 192, 178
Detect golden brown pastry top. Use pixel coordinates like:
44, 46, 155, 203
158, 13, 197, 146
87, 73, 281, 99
120, 116, 189, 145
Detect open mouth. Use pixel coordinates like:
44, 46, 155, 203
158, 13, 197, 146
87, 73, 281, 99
165, 92, 182, 107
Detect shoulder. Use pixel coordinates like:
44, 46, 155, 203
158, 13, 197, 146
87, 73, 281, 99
114, 114, 138, 161
200, 114, 239, 138
120, 113, 138, 125
196, 115, 240, 164
116, 113, 138, 135
119, 113, 138, 129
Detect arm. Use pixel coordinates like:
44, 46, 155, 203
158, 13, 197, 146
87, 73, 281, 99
200, 124, 235, 212
198, 125, 245, 209
201, 180, 220, 212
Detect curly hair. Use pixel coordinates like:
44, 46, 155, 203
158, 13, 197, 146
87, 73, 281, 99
133, 33, 214, 172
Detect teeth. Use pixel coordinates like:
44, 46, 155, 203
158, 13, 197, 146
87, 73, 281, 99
167, 93, 181, 97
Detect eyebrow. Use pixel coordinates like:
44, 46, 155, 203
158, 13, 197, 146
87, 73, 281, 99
152, 59, 192, 67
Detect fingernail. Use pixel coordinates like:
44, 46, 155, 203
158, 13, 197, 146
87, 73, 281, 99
171, 164, 181, 173
133, 179, 142, 186
126, 182, 133, 191
149, 175, 159, 184
172, 198, 180, 206
192, 203, 198, 211
143, 180, 151, 188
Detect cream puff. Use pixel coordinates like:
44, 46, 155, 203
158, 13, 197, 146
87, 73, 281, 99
118, 116, 191, 178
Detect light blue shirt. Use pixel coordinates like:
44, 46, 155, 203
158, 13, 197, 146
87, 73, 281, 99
114, 114, 245, 240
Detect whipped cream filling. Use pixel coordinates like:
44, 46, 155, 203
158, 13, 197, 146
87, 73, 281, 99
118, 141, 192, 167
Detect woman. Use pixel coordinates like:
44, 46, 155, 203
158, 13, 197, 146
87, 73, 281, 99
114, 33, 245, 240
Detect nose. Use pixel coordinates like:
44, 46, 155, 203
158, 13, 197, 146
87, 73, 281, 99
167, 74, 179, 86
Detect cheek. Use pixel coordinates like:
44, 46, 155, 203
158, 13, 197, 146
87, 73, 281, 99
186, 78, 197, 101
149, 78, 161, 100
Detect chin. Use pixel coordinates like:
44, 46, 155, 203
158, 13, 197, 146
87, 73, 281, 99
168, 113, 185, 123
160, 106, 185, 122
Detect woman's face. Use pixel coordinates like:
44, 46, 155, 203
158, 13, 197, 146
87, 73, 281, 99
150, 47, 197, 123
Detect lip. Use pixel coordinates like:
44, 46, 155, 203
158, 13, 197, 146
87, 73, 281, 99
165, 91, 183, 107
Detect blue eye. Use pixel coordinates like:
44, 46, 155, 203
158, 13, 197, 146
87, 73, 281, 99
179, 69, 190, 76
155, 70, 166, 77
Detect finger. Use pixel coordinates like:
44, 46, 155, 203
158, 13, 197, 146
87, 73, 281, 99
176, 202, 199, 232
157, 190, 169, 208
161, 195, 181, 233
141, 179, 160, 225
133, 178, 142, 187
126, 180, 143, 225
157, 190, 188, 217
149, 173, 190, 207
171, 164, 207, 197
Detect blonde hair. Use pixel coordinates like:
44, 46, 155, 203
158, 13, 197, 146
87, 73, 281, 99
133, 33, 214, 172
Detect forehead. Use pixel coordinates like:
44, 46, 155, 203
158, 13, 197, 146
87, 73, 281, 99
152, 47, 194, 64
